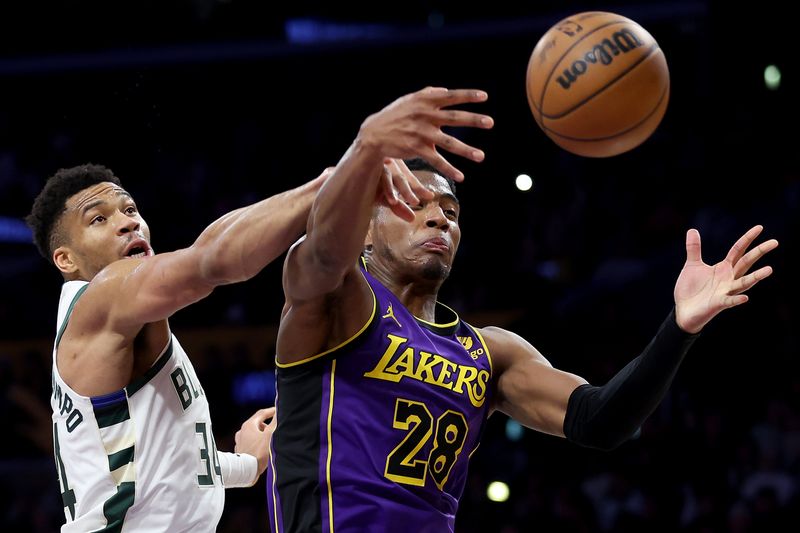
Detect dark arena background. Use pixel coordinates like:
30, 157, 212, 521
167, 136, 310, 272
1, 1, 797, 531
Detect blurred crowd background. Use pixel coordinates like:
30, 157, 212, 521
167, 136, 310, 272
1, 1, 798, 531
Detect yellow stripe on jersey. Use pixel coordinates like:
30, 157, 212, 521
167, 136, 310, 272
470, 326, 494, 376
413, 301, 460, 329
325, 360, 337, 533
276, 270, 377, 368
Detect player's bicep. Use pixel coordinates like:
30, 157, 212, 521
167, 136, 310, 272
102, 247, 216, 331
485, 327, 587, 437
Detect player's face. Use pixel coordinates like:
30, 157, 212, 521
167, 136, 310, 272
370, 171, 461, 282
54, 182, 153, 280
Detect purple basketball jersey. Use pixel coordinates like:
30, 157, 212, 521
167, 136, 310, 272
268, 262, 494, 532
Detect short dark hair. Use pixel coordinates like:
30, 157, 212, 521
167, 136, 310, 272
26, 163, 122, 263
404, 158, 457, 197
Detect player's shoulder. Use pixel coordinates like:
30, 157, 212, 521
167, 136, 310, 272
474, 325, 549, 370
78, 258, 143, 307
474, 325, 517, 345
93, 257, 145, 285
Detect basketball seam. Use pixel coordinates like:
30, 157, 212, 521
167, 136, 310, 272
542, 77, 669, 143
541, 43, 660, 120
534, 18, 630, 114
527, 11, 610, 114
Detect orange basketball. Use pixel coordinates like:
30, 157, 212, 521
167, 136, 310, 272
526, 11, 670, 157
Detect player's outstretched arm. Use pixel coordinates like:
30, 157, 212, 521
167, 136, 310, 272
283, 87, 493, 305
490, 226, 777, 450
95, 171, 328, 336
487, 311, 697, 451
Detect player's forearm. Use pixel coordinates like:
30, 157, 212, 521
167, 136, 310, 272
563, 308, 699, 450
303, 137, 385, 276
195, 176, 324, 284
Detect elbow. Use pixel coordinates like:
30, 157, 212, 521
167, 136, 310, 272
310, 247, 350, 293
307, 230, 355, 279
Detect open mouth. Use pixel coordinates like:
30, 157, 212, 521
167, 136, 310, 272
122, 239, 152, 259
125, 246, 148, 259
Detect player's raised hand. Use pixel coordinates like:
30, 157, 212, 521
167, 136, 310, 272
674, 225, 778, 333
358, 87, 494, 182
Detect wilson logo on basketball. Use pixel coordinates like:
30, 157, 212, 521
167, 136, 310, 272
556, 29, 644, 90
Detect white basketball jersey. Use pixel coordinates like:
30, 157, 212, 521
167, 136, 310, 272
51, 281, 225, 532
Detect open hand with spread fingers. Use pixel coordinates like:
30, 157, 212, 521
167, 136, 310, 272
358, 86, 494, 182
674, 225, 778, 334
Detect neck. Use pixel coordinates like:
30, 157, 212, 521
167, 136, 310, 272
365, 256, 444, 322
63, 271, 89, 282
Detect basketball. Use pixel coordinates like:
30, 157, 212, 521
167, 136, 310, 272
526, 11, 670, 157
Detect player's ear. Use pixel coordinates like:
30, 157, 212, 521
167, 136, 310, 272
364, 225, 374, 249
53, 246, 80, 276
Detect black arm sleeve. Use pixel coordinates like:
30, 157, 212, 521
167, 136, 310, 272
563, 308, 699, 450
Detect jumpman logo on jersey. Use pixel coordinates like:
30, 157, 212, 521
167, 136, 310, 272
382, 304, 402, 328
